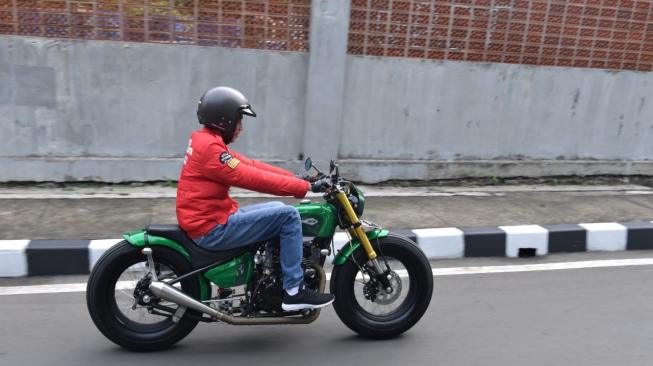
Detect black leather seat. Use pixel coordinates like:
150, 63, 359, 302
145, 224, 258, 269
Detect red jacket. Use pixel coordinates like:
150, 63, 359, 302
176, 127, 309, 238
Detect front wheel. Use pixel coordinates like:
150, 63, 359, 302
330, 234, 433, 339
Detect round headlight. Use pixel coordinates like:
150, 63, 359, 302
350, 186, 365, 217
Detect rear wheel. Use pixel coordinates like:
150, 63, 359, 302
331, 234, 433, 339
86, 241, 201, 351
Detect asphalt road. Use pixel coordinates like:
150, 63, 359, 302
2, 252, 653, 366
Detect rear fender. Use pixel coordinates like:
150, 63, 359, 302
122, 230, 212, 301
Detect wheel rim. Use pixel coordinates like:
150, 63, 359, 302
352, 256, 413, 319
109, 258, 182, 333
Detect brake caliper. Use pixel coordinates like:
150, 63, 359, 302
363, 277, 380, 302
132, 274, 154, 308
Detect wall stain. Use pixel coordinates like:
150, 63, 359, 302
14, 119, 29, 128
44, 40, 60, 49
572, 89, 580, 108
571, 89, 580, 118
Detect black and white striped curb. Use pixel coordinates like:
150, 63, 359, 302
2, 221, 653, 277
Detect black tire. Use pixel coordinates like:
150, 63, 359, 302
330, 234, 433, 339
86, 241, 201, 351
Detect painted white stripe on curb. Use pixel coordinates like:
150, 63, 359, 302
413, 228, 464, 259
499, 225, 549, 258
4, 258, 653, 296
88, 239, 122, 271
0, 240, 30, 277
579, 223, 628, 251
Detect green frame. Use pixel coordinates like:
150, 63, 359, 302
122, 225, 390, 300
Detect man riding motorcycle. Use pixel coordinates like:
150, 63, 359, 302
176, 86, 334, 311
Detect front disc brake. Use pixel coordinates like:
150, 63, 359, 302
374, 271, 402, 305
362, 278, 379, 301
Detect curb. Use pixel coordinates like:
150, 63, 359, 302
2, 221, 653, 277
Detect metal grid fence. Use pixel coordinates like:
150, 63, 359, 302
348, 0, 653, 71
0, 0, 310, 51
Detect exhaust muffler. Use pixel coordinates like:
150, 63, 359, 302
148, 264, 325, 325
149, 281, 224, 319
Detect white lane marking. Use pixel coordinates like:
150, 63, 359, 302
1, 283, 87, 295
3, 258, 653, 296
0, 280, 139, 296
430, 258, 653, 275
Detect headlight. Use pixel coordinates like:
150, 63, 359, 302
348, 185, 365, 217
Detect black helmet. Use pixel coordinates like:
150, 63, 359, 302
197, 86, 256, 144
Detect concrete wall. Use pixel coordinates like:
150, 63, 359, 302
0, 36, 308, 160
341, 56, 653, 161
2, 33, 653, 182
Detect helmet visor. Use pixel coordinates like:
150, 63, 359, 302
238, 105, 257, 117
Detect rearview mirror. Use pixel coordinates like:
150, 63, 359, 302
329, 160, 339, 177
304, 157, 313, 171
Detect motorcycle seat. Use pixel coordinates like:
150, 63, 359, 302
145, 224, 258, 269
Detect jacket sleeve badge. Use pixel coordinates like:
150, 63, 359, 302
220, 151, 240, 169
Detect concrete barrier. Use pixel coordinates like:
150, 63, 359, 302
3, 221, 653, 277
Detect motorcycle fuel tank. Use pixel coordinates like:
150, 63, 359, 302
295, 201, 337, 238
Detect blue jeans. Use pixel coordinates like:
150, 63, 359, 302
194, 201, 304, 290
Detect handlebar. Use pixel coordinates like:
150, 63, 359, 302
301, 158, 341, 191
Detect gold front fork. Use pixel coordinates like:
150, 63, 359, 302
335, 192, 378, 260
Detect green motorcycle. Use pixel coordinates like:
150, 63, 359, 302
86, 159, 433, 351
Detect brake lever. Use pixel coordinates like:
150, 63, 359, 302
299, 173, 324, 183
314, 173, 328, 183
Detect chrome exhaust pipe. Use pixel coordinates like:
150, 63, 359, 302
149, 281, 224, 320
148, 263, 326, 326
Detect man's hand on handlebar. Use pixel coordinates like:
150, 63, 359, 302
310, 177, 332, 193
